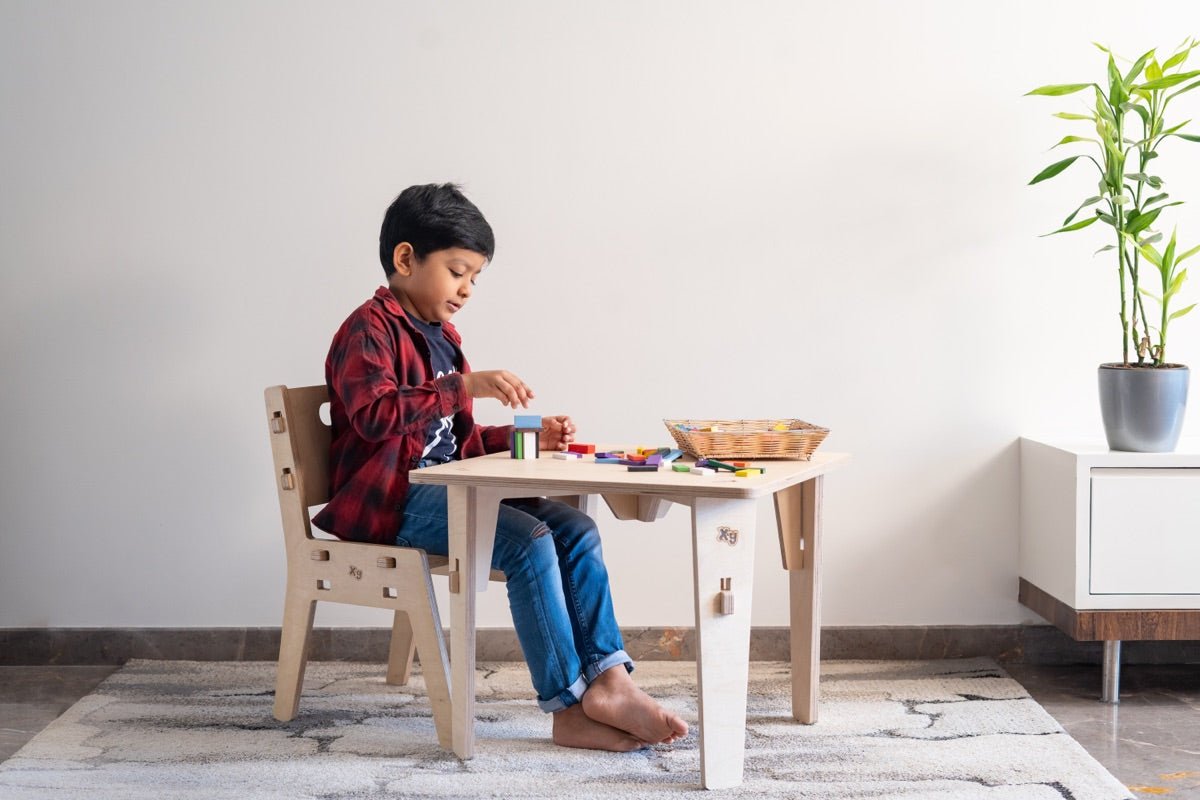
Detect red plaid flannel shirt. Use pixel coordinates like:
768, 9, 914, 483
312, 287, 513, 544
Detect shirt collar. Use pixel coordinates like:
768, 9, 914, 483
374, 286, 462, 345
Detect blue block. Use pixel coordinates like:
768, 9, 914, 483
662, 449, 684, 463
595, 457, 621, 464
514, 414, 542, 429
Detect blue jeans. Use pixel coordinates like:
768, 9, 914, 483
396, 482, 633, 712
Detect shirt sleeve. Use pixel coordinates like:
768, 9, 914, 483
478, 423, 516, 454
330, 322, 469, 443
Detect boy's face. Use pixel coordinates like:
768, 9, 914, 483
389, 244, 486, 324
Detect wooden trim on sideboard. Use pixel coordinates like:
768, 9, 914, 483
3, 623, 1200, 666
1019, 578, 1200, 641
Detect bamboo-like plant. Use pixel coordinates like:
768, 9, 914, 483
1027, 39, 1200, 365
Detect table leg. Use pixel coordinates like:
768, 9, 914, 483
446, 485, 492, 758
691, 496, 758, 790
776, 476, 823, 723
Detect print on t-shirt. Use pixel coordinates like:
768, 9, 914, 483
423, 368, 458, 462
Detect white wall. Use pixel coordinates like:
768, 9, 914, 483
2, 1, 1198, 629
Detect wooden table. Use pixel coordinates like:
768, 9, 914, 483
409, 449, 849, 789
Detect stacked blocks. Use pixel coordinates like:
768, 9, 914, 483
510, 415, 542, 460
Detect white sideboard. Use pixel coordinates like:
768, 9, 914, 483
1018, 437, 1200, 702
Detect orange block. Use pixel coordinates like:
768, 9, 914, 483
567, 443, 596, 454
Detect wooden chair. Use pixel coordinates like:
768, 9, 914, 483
264, 384, 503, 748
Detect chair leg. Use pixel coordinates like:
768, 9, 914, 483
274, 590, 316, 722
385, 610, 417, 686
407, 582, 453, 750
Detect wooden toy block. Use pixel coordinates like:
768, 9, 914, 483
510, 428, 540, 459
661, 449, 684, 463
618, 456, 646, 466
671, 464, 692, 472
514, 414, 542, 429
567, 443, 596, 454
773, 423, 789, 431
735, 468, 763, 477
645, 454, 663, 466
552, 451, 580, 460
595, 457, 621, 464
627, 464, 659, 472
732, 461, 748, 468
706, 459, 739, 472
690, 466, 715, 476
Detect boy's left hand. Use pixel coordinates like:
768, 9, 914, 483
540, 415, 576, 451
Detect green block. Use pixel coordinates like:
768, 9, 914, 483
672, 464, 691, 472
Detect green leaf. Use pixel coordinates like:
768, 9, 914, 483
1095, 87, 1117, 123
1124, 49, 1156, 86
1168, 268, 1186, 297
1029, 156, 1083, 185
1138, 69, 1200, 90
1164, 228, 1178, 267
1176, 243, 1200, 264
1140, 288, 1163, 302
1040, 215, 1101, 236
1172, 133, 1200, 142
1169, 303, 1197, 320
1052, 135, 1098, 148
1098, 213, 1118, 227
1145, 192, 1170, 206
1108, 55, 1129, 105
1168, 78, 1200, 101
1063, 195, 1103, 226
1147, 59, 1164, 81
1140, 232, 1164, 246
1163, 46, 1193, 71
1095, 244, 1117, 254
1054, 111, 1094, 120
1092, 42, 1111, 54
1026, 83, 1093, 97
1128, 206, 1164, 236
1160, 119, 1192, 136
1122, 102, 1151, 128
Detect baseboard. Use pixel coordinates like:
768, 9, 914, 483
4, 625, 1199, 666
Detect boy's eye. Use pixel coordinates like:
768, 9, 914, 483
449, 270, 463, 279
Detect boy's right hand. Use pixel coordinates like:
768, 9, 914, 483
462, 370, 535, 409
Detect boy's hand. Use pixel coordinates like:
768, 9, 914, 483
540, 415, 576, 451
462, 370, 535, 409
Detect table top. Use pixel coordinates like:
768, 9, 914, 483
409, 450, 850, 499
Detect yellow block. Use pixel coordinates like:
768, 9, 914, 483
735, 468, 763, 477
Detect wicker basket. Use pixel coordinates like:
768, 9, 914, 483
664, 418, 830, 461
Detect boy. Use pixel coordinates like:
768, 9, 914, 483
313, 183, 688, 751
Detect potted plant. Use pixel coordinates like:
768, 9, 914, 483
1028, 39, 1200, 451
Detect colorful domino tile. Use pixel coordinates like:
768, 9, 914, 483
690, 466, 715, 476
553, 451, 580, 460
671, 464, 691, 472
735, 468, 764, 477
514, 414, 542, 429
627, 464, 659, 472
567, 443, 596, 455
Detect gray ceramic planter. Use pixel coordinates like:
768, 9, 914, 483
1097, 363, 1190, 452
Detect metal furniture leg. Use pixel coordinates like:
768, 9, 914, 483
1101, 639, 1121, 704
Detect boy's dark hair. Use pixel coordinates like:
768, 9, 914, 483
379, 183, 495, 276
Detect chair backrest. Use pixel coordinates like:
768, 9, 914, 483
265, 385, 332, 543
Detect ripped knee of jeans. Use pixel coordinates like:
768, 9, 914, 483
531, 521, 551, 539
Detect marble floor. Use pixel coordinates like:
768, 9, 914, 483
1, 663, 1197, 796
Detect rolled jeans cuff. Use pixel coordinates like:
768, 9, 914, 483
584, 650, 634, 683
537, 673, 589, 713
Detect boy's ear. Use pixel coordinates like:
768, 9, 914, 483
392, 242, 415, 276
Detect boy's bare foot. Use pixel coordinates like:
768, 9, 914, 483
581, 665, 689, 745
552, 703, 645, 752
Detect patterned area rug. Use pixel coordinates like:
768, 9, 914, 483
0, 658, 1132, 799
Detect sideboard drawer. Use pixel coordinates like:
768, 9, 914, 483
1090, 468, 1200, 595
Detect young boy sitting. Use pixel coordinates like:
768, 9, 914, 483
312, 183, 688, 751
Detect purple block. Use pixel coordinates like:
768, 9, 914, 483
645, 454, 663, 466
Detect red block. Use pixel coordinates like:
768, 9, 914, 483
567, 443, 596, 454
